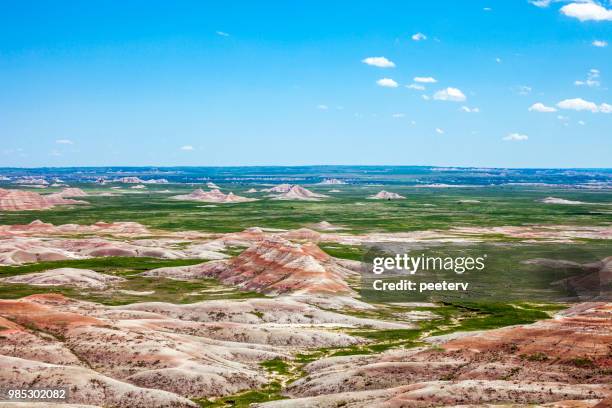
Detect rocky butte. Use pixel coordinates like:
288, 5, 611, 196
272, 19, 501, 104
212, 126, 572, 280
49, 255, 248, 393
170, 188, 257, 203
0, 188, 88, 211
271, 185, 329, 201
369, 190, 406, 200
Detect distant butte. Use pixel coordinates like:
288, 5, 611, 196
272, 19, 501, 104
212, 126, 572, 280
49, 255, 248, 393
170, 188, 257, 203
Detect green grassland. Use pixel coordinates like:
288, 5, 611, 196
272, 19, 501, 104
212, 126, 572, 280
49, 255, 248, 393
1, 184, 610, 234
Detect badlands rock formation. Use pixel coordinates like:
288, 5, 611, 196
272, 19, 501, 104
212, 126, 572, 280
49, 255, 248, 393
143, 237, 355, 296
369, 190, 406, 200
0, 220, 151, 237
261, 184, 293, 193
319, 178, 347, 185
540, 197, 587, 205
51, 187, 89, 197
0, 294, 410, 407
2, 268, 126, 289
311, 221, 346, 231
0, 234, 228, 266
258, 302, 612, 407
0, 188, 88, 211
113, 177, 168, 184
271, 185, 329, 201
114, 176, 145, 183
171, 188, 256, 203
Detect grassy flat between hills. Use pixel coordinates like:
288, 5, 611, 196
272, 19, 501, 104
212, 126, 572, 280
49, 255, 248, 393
1, 184, 611, 234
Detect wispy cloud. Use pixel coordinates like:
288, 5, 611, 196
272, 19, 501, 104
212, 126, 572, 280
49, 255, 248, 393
316, 104, 329, 110
529, 102, 557, 112
560, 2, 612, 21
592, 40, 608, 47
391, 113, 406, 118
574, 68, 600, 87
55, 139, 74, 144
529, 0, 552, 8
376, 78, 399, 88
503, 133, 528, 141
433, 87, 466, 102
180, 145, 195, 151
216, 31, 230, 37
460, 106, 480, 113
515, 85, 532, 95
362, 56, 396, 68
414, 76, 437, 84
406, 83, 425, 91
599, 103, 612, 113
411, 32, 427, 41
435, 128, 444, 134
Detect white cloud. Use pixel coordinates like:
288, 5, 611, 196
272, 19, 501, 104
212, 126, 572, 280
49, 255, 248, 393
557, 98, 599, 112
516, 85, 532, 95
391, 113, 406, 118
574, 68, 600, 87
530, 0, 552, 7
55, 139, 74, 144
483, 7, 492, 11
560, 2, 612, 21
362, 56, 396, 68
216, 31, 230, 37
592, 40, 608, 47
414, 76, 437, 83
557, 114, 569, 121
406, 83, 425, 91
503, 133, 528, 141
578, 120, 586, 125
316, 104, 329, 110
495, 57, 502, 63
433, 87, 466, 102
411, 32, 427, 41
529, 102, 557, 112
421, 95, 431, 100
435, 128, 444, 134
376, 78, 399, 88
180, 145, 195, 151
460, 106, 480, 113
599, 103, 612, 113
50, 149, 62, 156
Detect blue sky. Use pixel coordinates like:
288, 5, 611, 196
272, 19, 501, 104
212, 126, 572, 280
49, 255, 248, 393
1, 0, 611, 168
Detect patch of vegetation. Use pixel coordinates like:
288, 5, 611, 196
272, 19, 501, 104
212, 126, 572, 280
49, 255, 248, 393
347, 328, 421, 342
318, 243, 365, 261
523, 352, 549, 362
260, 358, 291, 376
571, 357, 595, 368
438, 302, 550, 333
194, 381, 286, 407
